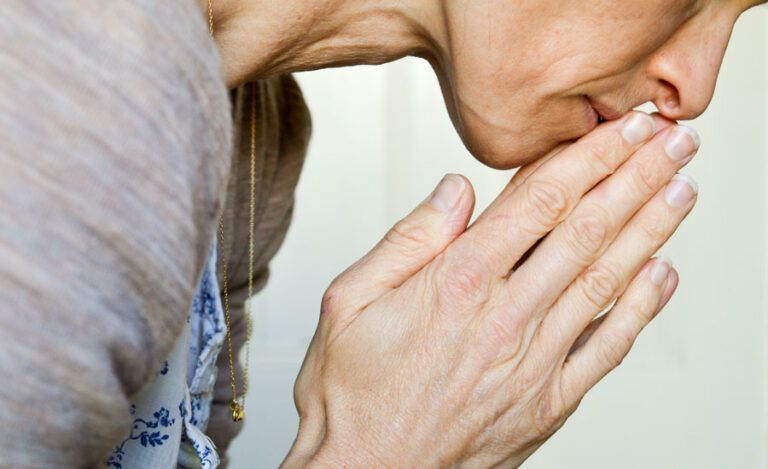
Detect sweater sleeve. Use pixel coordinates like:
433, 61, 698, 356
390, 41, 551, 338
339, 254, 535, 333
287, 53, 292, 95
0, 1, 231, 466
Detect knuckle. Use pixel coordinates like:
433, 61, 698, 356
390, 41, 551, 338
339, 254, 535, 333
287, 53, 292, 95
638, 211, 671, 245
321, 278, 352, 316
562, 211, 610, 260
582, 137, 618, 175
531, 392, 567, 437
597, 330, 634, 369
626, 295, 656, 323
630, 161, 662, 197
483, 308, 527, 355
524, 178, 572, 228
577, 263, 621, 310
385, 216, 432, 251
437, 255, 491, 308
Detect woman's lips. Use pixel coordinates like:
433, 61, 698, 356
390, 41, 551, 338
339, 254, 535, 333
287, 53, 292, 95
582, 97, 600, 131
587, 97, 623, 121
579, 96, 624, 136
579, 95, 624, 137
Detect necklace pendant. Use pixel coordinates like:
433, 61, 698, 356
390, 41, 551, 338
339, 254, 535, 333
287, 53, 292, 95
230, 401, 245, 422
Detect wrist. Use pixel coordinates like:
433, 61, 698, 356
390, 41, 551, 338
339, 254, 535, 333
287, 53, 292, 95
284, 420, 391, 469
281, 418, 326, 469
303, 438, 385, 469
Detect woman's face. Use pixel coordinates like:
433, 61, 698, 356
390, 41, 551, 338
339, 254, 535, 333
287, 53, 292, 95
437, 0, 762, 169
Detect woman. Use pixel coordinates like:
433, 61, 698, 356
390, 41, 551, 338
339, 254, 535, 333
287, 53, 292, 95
0, 0, 760, 467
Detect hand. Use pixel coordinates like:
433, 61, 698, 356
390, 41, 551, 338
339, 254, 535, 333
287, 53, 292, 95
283, 112, 699, 468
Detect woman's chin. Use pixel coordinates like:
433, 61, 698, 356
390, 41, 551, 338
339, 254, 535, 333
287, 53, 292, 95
462, 129, 564, 171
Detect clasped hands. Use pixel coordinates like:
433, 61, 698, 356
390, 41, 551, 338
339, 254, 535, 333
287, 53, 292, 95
284, 112, 699, 468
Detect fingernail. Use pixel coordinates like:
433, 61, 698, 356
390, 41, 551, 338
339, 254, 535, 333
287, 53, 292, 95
621, 112, 656, 145
664, 173, 698, 208
665, 126, 700, 162
429, 174, 465, 212
650, 257, 672, 286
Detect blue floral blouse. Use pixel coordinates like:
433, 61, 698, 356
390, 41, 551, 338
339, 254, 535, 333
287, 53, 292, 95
106, 237, 226, 468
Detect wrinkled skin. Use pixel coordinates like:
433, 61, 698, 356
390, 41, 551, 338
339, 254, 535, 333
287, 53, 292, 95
203, 0, 763, 466
283, 113, 701, 468
436, 0, 756, 168
210, 0, 760, 167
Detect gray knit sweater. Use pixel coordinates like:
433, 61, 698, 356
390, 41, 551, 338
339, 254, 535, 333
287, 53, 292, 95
0, 0, 310, 466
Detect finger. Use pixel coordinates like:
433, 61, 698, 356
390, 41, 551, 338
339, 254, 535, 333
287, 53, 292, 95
649, 112, 677, 132
505, 124, 699, 321
507, 143, 569, 189
505, 110, 675, 190
567, 313, 607, 355
657, 268, 679, 313
324, 174, 475, 315
508, 113, 674, 189
451, 111, 658, 278
506, 114, 677, 274
540, 173, 697, 353
560, 258, 675, 398
568, 267, 678, 356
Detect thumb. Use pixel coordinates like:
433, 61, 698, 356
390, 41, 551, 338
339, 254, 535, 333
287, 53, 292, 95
324, 174, 475, 316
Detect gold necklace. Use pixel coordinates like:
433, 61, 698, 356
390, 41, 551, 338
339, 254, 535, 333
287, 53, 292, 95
210, 0, 255, 423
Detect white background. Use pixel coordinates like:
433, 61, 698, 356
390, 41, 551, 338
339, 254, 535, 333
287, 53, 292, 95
230, 9, 768, 468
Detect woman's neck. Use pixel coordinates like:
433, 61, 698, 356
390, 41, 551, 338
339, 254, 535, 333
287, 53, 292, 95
201, 0, 442, 88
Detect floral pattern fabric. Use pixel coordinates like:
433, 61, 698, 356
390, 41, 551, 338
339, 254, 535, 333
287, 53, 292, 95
107, 237, 225, 468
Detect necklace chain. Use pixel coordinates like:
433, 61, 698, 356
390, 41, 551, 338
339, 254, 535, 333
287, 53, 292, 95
210, 0, 255, 423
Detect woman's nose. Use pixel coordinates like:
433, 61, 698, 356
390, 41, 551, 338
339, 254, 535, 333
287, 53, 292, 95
646, 12, 737, 121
